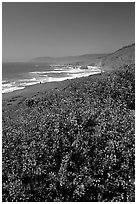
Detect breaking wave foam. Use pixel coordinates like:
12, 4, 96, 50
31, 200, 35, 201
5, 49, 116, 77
2, 86, 25, 94
3, 67, 101, 93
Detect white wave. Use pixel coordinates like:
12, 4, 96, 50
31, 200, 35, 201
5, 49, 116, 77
2, 81, 16, 88
18, 77, 37, 82
29, 70, 81, 75
19, 81, 40, 87
87, 65, 101, 69
2, 80, 7, 83
54, 68, 64, 70
2, 83, 13, 88
88, 68, 101, 72
66, 70, 101, 79
2, 86, 25, 94
44, 76, 73, 82
29, 71, 48, 74
29, 67, 101, 75
29, 71, 65, 74
42, 71, 101, 83
38, 74, 48, 77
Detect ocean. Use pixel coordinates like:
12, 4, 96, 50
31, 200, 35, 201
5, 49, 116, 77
2, 62, 101, 94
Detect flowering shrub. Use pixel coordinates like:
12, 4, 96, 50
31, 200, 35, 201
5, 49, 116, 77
2, 64, 135, 201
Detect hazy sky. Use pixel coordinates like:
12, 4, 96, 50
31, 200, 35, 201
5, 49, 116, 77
2, 2, 135, 62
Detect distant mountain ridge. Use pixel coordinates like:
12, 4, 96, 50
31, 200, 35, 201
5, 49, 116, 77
32, 53, 108, 64
32, 43, 135, 69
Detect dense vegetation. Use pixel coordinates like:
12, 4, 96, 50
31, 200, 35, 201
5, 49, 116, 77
2, 64, 135, 201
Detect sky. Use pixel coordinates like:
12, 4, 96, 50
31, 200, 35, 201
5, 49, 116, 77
2, 2, 135, 62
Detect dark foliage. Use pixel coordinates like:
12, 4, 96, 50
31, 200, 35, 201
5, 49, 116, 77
2, 64, 135, 201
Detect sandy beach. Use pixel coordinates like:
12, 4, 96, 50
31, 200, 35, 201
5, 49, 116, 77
2, 76, 90, 106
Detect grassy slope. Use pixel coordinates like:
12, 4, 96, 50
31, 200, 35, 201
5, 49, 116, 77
101, 44, 135, 71
2, 62, 135, 201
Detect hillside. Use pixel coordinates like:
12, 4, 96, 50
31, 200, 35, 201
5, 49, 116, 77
2, 63, 135, 201
101, 44, 135, 70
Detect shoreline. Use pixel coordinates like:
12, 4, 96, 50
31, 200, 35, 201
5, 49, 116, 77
2, 68, 101, 94
2, 80, 69, 105
2, 72, 102, 105
2, 76, 89, 106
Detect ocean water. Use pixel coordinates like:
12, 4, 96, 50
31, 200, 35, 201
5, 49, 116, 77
2, 62, 101, 93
